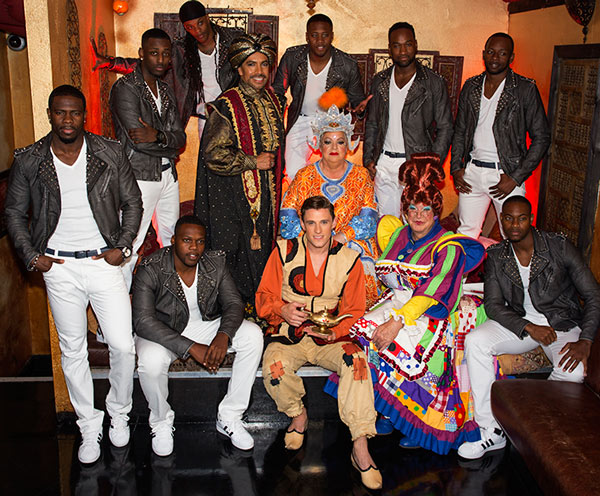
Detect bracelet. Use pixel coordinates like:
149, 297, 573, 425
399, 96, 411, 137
28, 254, 41, 272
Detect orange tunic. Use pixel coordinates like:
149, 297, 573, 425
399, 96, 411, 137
256, 241, 366, 339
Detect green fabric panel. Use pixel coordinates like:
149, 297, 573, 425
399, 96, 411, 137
422, 245, 457, 297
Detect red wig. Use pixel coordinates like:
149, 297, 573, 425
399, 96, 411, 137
399, 153, 444, 216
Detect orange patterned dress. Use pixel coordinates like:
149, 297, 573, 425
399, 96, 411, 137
280, 161, 380, 306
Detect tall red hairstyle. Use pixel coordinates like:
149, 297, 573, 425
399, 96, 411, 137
398, 153, 444, 217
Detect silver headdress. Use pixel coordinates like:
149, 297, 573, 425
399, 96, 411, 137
308, 105, 359, 153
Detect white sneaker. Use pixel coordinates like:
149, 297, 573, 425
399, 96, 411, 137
216, 418, 254, 450
109, 414, 130, 448
152, 423, 175, 457
79, 430, 103, 464
458, 427, 507, 460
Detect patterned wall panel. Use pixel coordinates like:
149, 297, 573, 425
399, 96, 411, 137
66, 0, 82, 89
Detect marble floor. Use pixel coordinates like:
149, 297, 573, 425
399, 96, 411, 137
1, 368, 543, 496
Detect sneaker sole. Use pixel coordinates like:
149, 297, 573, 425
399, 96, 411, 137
216, 423, 254, 451
458, 440, 507, 460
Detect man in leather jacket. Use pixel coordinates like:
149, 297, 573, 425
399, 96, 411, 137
451, 33, 550, 238
5, 85, 142, 464
94, 1, 242, 133
363, 22, 453, 217
459, 196, 600, 460
273, 14, 369, 181
110, 28, 186, 288
132, 215, 263, 456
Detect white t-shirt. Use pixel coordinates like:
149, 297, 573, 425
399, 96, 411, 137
146, 82, 170, 166
382, 70, 416, 153
300, 55, 332, 116
471, 76, 506, 163
180, 265, 203, 329
514, 250, 551, 326
47, 140, 107, 251
196, 33, 221, 117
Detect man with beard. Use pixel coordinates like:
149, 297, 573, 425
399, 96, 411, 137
273, 14, 369, 181
132, 216, 263, 455
110, 28, 186, 288
459, 196, 600, 459
194, 33, 285, 307
363, 22, 453, 217
94, 1, 242, 136
451, 33, 550, 239
5, 85, 142, 464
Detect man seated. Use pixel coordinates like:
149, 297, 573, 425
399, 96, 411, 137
459, 196, 600, 459
256, 196, 381, 490
132, 215, 263, 456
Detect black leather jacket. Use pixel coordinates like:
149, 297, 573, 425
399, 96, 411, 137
484, 229, 600, 342
107, 23, 242, 127
450, 69, 550, 186
132, 246, 245, 358
272, 45, 365, 132
363, 63, 453, 166
5, 132, 143, 268
110, 64, 186, 182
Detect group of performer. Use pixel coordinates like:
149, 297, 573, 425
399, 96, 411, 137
5, 0, 600, 491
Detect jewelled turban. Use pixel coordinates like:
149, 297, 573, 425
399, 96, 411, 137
309, 105, 359, 152
228, 33, 277, 69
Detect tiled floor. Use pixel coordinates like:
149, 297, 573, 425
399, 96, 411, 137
1, 377, 543, 496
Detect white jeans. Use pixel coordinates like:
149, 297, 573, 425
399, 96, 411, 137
121, 169, 180, 288
135, 319, 263, 429
457, 162, 525, 239
374, 154, 406, 218
284, 116, 314, 181
465, 319, 584, 430
43, 257, 135, 434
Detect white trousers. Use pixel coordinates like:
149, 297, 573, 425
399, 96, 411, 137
284, 116, 314, 181
457, 162, 525, 239
43, 258, 136, 434
135, 319, 263, 429
374, 154, 406, 218
122, 169, 180, 288
465, 319, 584, 430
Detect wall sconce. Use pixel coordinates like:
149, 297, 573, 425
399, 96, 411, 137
113, 0, 129, 16
307, 1, 319, 15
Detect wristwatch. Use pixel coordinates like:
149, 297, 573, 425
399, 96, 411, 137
155, 130, 166, 146
119, 247, 132, 260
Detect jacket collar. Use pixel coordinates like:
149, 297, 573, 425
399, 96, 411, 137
33, 132, 110, 197
469, 68, 517, 118
131, 63, 172, 118
498, 227, 549, 287
160, 247, 218, 307
293, 45, 343, 90
377, 62, 427, 103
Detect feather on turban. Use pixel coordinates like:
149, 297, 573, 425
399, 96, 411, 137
228, 33, 277, 69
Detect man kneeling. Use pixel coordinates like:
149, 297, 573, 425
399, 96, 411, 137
132, 215, 263, 455
256, 196, 381, 490
458, 196, 600, 459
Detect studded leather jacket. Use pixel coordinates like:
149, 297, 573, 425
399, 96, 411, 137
132, 246, 245, 358
362, 62, 453, 167
484, 229, 600, 342
106, 23, 242, 128
5, 132, 143, 269
450, 69, 550, 186
272, 45, 365, 132
110, 64, 186, 182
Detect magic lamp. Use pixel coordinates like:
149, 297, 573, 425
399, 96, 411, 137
113, 0, 129, 16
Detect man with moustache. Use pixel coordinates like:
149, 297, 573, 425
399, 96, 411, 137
5, 85, 142, 463
256, 196, 381, 490
194, 33, 285, 306
459, 196, 600, 459
94, 1, 242, 135
363, 22, 453, 217
451, 33, 550, 239
273, 14, 369, 181
110, 28, 186, 287
132, 215, 263, 455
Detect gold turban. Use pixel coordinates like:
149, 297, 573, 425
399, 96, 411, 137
228, 33, 277, 69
